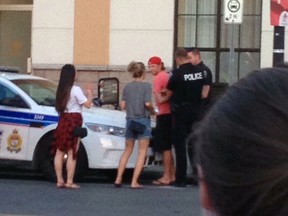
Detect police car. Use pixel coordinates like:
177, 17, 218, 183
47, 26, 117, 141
0, 72, 152, 181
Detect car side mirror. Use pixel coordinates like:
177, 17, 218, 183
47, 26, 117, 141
98, 78, 119, 110
92, 97, 102, 107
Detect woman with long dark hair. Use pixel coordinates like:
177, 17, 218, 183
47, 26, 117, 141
53, 64, 92, 189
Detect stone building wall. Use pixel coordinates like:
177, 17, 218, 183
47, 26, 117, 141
33, 68, 154, 101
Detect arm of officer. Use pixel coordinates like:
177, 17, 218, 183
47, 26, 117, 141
202, 67, 212, 99
120, 100, 126, 110
201, 85, 210, 99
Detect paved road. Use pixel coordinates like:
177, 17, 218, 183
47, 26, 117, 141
0, 166, 201, 216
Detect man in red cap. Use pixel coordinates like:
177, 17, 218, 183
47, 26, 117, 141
148, 56, 175, 185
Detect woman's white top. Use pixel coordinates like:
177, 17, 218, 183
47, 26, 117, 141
65, 85, 87, 113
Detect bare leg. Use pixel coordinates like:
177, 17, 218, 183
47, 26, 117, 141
54, 149, 65, 187
131, 138, 149, 188
153, 150, 175, 185
170, 151, 176, 182
115, 139, 135, 185
162, 150, 174, 183
65, 139, 80, 189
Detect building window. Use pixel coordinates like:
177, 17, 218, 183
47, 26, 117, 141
176, 0, 262, 83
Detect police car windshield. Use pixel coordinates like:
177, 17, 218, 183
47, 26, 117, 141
12, 79, 57, 106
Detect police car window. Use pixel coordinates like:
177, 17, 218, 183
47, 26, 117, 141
0, 83, 29, 108
12, 79, 57, 106
0, 83, 15, 101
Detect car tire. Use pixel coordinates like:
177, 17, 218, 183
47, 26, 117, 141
74, 143, 88, 182
36, 133, 88, 182
36, 133, 56, 182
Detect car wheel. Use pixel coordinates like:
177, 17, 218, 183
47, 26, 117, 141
74, 143, 88, 182
36, 133, 56, 182
36, 133, 88, 182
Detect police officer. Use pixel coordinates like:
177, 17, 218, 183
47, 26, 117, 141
187, 48, 213, 113
165, 48, 210, 187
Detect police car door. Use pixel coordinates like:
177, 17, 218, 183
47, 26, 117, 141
0, 82, 30, 160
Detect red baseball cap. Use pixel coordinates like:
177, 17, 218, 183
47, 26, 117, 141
148, 56, 162, 65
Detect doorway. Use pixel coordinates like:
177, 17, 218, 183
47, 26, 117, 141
0, 3, 33, 73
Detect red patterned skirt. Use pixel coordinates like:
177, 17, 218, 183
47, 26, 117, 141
51, 112, 83, 159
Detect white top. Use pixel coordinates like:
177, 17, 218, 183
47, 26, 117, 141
65, 85, 87, 113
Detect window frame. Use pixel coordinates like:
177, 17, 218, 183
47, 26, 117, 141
174, 0, 262, 83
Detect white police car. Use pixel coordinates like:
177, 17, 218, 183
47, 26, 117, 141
0, 72, 152, 181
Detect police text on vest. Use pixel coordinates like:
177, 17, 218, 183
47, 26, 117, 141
184, 72, 203, 81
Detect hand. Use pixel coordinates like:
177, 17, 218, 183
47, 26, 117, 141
86, 89, 92, 98
160, 89, 167, 96
86, 89, 93, 108
151, 111, 157, 116
82, 89, 93, 108
150, 108, 157, 116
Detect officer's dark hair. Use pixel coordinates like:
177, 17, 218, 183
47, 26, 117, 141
186, 48, 201, 58
55, 64, 76, 115
194, 67, 288, 216
174, 48, 188, 59
127, 61, 145, 78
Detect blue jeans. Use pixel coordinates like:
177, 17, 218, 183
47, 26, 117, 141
125, 118, 151, 140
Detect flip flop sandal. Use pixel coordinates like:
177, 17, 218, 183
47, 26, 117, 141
64, 183, 80, 189
152, 180, 171, 186
56, 182, 65, 188
130, 185, 143, 189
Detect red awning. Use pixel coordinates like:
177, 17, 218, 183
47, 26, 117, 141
271, 0, 288, 26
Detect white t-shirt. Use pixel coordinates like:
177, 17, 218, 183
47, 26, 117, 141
65, 85, 87, 113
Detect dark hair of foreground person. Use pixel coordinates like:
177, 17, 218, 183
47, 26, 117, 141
194, 67, 288, 216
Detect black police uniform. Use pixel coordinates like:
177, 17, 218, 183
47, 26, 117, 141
196, 61, 213, 112
167, 62, 208, 186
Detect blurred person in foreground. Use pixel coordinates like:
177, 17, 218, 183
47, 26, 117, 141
194, 67, 288, 216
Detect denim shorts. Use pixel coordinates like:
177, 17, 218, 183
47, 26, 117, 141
125, 118, 151, 140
